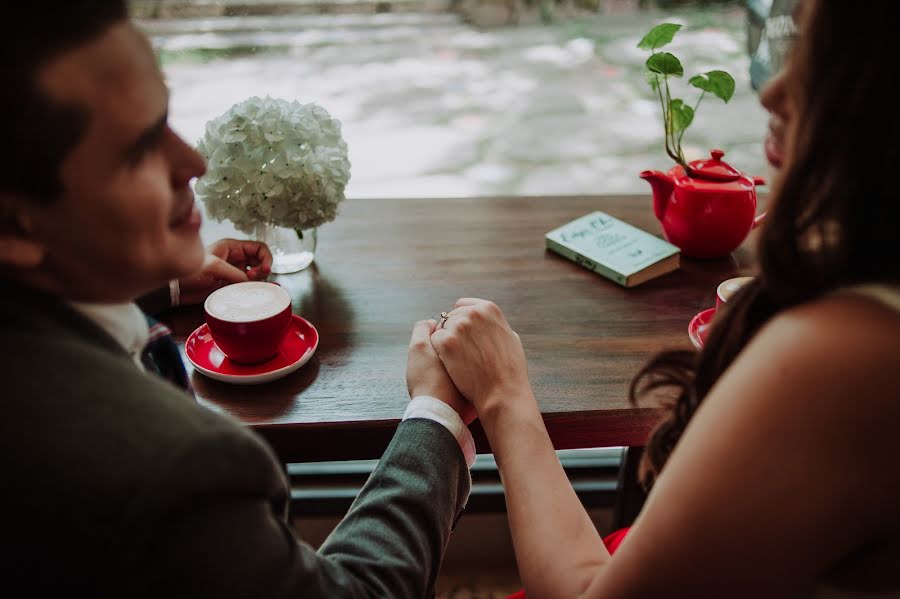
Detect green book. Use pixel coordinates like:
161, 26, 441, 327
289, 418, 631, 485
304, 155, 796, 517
545, 211, 680, 287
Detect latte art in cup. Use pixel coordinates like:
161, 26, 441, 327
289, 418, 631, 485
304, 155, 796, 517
205, 281, 291, 322
716, 276, 754, 311
204, 282, 294, 364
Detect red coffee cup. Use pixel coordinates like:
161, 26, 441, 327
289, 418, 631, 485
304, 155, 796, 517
715, 276, 754, 312
204, 281, 293, 364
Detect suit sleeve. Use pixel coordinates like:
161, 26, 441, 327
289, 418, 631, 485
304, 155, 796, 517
117, 418, 470, 599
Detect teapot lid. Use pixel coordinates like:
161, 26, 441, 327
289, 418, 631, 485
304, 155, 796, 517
689, 149, 741, 182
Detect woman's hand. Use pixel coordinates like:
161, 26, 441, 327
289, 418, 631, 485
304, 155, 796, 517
430, 298, 534, 417
407, 319, 476, 424
177, 239, 273, 306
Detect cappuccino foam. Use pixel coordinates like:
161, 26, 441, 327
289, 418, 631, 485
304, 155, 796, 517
205, 282, 290, 322
717, 276, 754, 303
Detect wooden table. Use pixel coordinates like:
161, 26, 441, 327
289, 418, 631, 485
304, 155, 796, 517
167, 195, 756, 465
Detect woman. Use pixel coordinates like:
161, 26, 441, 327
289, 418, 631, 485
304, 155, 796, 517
430, 1, 900, 596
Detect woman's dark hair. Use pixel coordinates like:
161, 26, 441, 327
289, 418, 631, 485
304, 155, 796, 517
631, 0, 900, 488
0, 2, 129, 203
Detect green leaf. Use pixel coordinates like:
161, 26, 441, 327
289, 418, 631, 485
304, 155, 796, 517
644, 70, 660, 91
688, 70, 736, 103
646, 52, 684, 77
637, 23, 682, 50
670, 99, 694, 132
646, 52, 683, 77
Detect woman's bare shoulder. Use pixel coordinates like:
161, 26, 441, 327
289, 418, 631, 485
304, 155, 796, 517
759, 290, 900, 377
736, 289, 900, 449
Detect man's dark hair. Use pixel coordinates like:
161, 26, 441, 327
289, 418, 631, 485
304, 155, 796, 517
0, 2, 129, 203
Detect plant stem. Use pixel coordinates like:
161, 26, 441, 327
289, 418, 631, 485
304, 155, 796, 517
662, 76, 681, 165
654, 74, 671, 157
676, 90, 705, 165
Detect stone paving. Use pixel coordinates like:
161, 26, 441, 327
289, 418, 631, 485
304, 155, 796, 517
144, 6, 769, 204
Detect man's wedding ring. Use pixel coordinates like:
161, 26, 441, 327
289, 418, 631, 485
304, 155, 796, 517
438, 311, 450, 328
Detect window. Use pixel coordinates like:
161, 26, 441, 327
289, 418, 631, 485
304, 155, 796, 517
141, 0, 768, 211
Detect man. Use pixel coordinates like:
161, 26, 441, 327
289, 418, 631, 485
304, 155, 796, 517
0, 3, 474, 596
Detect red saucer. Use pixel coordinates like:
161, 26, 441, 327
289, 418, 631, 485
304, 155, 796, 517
688, 307, 716, 349
186, 314, 318, 385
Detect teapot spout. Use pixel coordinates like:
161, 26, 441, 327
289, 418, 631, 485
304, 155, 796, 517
640, 170, 675, 221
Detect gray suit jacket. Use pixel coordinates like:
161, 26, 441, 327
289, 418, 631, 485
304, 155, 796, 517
0, 283, 470, 598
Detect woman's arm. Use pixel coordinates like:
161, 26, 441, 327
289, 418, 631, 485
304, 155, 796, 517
482, 396, 610, 597
431, 298, 609, 597
434, 296, 900, 598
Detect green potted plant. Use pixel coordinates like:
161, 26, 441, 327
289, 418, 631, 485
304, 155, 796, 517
639, 22, 735, 173
637, 23, 768, 259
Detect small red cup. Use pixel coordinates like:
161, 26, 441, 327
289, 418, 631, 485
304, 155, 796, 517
715, 276, 754, 312
204, 281, 293, 364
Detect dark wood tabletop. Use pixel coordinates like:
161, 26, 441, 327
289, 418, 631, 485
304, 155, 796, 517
165, 195, 757, 463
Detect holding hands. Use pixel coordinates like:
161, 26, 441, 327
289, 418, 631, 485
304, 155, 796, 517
406, 298, 534, 422
407, 319, 477, 424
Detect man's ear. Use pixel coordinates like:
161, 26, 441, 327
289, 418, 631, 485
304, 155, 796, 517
0, 194, 45, 268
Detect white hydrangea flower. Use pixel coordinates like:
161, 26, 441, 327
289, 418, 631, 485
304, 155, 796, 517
195, 96, 351, 235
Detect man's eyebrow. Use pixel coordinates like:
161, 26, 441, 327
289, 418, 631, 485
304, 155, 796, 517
124, 111, 168, 160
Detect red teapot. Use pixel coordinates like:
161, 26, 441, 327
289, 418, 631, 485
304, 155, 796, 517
640, 149, 766, 259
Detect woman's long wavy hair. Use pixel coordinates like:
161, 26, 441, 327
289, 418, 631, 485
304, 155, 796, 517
631, 0, 900, 489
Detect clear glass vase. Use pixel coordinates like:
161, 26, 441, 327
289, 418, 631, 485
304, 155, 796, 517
255, 223, 317, 274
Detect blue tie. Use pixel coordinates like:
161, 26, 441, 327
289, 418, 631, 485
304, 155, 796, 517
140, 316, 194, 397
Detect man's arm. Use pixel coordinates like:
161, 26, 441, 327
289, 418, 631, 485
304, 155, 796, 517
118, 418, 469, 598
317, 417, 470, 596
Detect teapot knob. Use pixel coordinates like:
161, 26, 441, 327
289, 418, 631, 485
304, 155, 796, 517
710, 149, 725, 161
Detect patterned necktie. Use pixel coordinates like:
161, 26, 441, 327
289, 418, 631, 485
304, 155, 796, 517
140, 317, 194, 397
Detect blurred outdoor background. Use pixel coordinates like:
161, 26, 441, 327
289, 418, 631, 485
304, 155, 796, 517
136, 0, 770, 203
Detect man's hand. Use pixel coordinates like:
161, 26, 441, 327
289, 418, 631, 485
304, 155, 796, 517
407, 319, 476, 424
177, 239, 273, 306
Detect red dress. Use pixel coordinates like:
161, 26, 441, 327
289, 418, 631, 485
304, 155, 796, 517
506, 527, 630, 599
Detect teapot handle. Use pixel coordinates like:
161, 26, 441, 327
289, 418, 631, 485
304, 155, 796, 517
752, 176, 767, 229
752, 211, 767, 229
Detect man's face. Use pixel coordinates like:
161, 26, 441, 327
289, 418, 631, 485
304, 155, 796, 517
28, 21, 206, 302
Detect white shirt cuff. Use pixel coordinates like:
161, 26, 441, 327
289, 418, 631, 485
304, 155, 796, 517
403, 396, 476, 469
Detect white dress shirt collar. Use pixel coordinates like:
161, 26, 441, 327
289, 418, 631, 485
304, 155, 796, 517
69, 301, 150, 369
